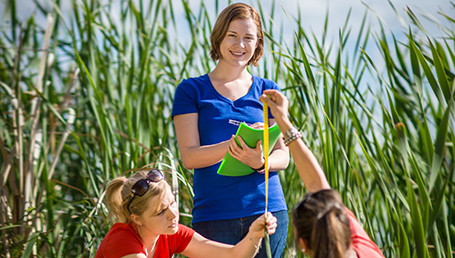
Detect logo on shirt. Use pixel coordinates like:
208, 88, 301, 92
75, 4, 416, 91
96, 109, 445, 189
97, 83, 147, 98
228, 119, 245, 126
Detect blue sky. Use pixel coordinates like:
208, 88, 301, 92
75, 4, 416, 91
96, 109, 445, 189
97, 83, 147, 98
2, 0, 453, 77
180, 0, 453, 39
5, 0, 453, 36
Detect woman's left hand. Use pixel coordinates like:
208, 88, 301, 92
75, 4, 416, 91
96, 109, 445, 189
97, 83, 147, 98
228, 134, 265, 170
250, 212, 277, 238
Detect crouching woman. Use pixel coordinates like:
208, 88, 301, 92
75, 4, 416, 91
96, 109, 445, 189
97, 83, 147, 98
95, 169, 277, 258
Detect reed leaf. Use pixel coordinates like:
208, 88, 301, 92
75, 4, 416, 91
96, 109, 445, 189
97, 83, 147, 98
1, 1, 454, 257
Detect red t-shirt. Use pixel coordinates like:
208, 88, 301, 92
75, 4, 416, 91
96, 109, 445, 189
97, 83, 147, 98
95, 223, 195, 258
346, 208, 384, 258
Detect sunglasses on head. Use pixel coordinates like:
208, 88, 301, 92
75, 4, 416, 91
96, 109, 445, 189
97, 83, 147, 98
127, 169, 164, 215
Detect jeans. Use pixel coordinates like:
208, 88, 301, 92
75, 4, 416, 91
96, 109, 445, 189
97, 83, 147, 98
192, 210, 288, 258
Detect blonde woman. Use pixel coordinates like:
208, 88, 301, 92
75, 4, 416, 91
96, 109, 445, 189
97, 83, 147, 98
95, 169, 277, 258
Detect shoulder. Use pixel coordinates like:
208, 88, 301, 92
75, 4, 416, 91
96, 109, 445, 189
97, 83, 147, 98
96, 223, 145, 258
174, 74, 209, 99
252, 75, 280, 90
166, 224, 195, 246
345, 208, 385, 258
177, 74, 208, 89
107, 223, 139, 239
174, 224, 195, 239
158, 224, 195, 254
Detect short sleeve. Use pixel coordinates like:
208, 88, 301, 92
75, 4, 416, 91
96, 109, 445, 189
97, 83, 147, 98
170, 224, 196, 253
96, 223, 145, 258
172, 79, 199, 118
346, 208, 384, 258
257, 76, 281, 119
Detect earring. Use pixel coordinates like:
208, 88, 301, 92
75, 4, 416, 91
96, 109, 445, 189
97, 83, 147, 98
301, 248, 305, 252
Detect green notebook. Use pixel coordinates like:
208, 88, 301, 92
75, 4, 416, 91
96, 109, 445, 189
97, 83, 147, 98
217, 122, 281, 177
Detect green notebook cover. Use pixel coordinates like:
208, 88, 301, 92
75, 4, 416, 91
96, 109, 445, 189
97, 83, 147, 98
217, 123, 281, 177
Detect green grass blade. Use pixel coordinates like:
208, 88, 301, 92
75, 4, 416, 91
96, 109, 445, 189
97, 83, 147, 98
264, 225, 272, 258
21, 233, 39, 258
428, 38, 452, 103
428, 102, 452, 192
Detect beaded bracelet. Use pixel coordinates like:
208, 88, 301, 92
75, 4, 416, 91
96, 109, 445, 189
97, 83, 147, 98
283, 127, 303, 146
249, 237, 262, 250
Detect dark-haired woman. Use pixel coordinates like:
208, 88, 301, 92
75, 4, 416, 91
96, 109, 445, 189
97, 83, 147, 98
95, 169, 277, 258
260, 90, 385, 258
172, 3, 289, 257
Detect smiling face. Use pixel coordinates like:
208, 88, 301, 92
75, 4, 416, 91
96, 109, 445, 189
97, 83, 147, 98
218, 18, 259, 68
209, 3, 264, 66
137, 186, 179, 236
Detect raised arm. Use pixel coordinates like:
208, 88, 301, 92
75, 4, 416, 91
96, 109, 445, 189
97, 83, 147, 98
260, 90, 330, 193
181, 213, 277, 258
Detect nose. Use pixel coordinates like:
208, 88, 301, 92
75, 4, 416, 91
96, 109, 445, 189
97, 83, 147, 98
168, 205, 178, 220
236, 38, 245, 48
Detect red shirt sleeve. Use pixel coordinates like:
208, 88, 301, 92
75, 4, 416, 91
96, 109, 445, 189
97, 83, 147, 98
346, 208, 384, 258
95, 223, 146, 258
154, 224, 195, 258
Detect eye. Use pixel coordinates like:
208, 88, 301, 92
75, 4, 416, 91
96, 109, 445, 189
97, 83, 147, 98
157, 208, 166, 215
157, 201, 176, 215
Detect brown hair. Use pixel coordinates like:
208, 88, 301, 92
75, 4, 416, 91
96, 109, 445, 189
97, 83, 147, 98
292, 189, 351, 258
105, 170, 168, 223
210, 3, 264, 67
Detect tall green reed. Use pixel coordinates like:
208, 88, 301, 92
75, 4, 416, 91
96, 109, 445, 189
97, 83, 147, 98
277, 2, 454, 257
0, 0, 453, 257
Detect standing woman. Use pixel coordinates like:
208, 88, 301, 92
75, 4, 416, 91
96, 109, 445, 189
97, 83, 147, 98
95, 169, 277, 258
172, 3, 289, 258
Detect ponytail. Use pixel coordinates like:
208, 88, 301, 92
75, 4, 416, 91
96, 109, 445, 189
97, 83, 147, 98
311, 203, 351, 258
292, 189, 351, 258
105, 177, 130, 223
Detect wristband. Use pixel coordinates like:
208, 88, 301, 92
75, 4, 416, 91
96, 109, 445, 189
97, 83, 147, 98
251, 163, 265, 173
251, 158, 265, 174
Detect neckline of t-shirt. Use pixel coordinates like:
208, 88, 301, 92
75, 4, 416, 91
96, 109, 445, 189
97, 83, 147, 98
205, 73, 256, 104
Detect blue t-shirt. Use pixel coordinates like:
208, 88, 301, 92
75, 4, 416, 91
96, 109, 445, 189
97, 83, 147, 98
172, 74, 287, 223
